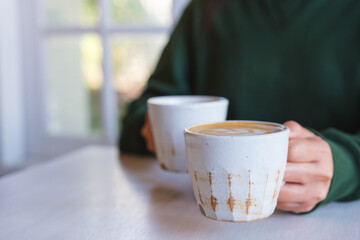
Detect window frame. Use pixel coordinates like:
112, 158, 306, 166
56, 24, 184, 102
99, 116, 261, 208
22, 0, 189, 158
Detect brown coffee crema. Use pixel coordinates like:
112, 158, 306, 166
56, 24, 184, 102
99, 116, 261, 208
189, 121, 284, 136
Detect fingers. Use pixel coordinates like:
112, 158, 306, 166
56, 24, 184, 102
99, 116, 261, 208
278, 181, 327, 204
284, 161, 332, 184
284, 120, 315, 139
277, 183, 305, 202
277, 182, 327, 213
277, 201, 314, 214
141, 113, 156, 153
283, 162, 309, 183
287, 137, 329, 163
277, 121, 333, 214
141, 123, 155, 153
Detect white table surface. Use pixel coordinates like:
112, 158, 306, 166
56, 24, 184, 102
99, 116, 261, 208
0, 146, 359, 240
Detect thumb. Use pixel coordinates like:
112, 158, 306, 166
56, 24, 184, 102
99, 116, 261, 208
284, 120, 315, 139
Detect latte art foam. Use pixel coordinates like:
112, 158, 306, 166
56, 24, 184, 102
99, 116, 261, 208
189, 121, 284, 136
206, 128, 271, 136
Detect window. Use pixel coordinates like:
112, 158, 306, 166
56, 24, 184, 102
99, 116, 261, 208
23, 0, 190, 157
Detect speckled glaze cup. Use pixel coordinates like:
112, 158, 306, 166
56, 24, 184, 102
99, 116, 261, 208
148, 96, 228, 172
184, 121, 289, 222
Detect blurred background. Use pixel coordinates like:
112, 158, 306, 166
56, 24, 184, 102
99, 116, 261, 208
0, 0, 190, 175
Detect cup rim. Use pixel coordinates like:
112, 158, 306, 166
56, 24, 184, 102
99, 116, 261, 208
184, 120, 289, 138
147, 95, 229, 107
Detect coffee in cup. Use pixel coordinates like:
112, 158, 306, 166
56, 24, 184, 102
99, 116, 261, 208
188, 121, 284, 136
184, 121, 289, 221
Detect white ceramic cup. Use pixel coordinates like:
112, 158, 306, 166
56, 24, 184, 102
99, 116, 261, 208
184, 121, 289, 222
147, 95, 228, 172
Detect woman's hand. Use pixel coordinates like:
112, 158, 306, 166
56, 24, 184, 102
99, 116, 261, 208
277, 121, 333, 213
141, 113, 156, 153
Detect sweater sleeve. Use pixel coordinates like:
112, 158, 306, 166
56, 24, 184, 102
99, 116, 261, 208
119, 2, 197, 154
316, 128, 360, 206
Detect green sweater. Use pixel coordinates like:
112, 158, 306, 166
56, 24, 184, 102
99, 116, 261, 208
120, 0, 360, 208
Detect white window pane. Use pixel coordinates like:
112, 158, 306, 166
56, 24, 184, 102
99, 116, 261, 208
44, 34, 103, 137
111, 34, 168, 124
42, 0, 99, 27
111, 0, 172, 26
173, 0, 191, 22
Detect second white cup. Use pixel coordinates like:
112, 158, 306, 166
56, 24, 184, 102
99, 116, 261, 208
148, 95, 228, 172
184, 121, 289, 221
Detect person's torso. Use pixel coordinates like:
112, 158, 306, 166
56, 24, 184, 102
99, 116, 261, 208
193, 0, 360, 132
